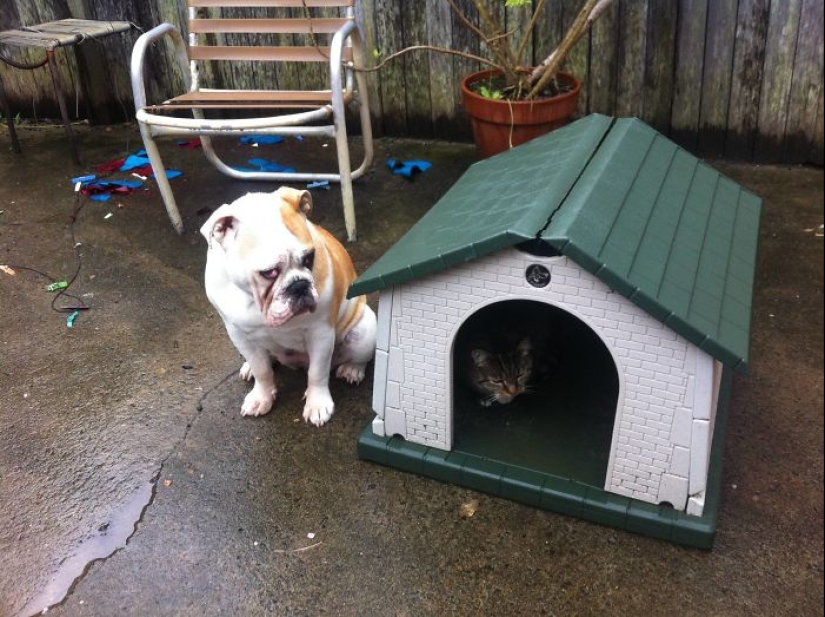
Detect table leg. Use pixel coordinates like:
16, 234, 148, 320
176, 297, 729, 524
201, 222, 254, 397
0, 75, 22, 153
46, 48, 79, 165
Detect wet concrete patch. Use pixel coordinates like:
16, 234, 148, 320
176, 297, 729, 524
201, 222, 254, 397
1, 125, 822, 616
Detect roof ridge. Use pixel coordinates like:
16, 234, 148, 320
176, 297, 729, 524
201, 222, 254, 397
538, 115, 618, 239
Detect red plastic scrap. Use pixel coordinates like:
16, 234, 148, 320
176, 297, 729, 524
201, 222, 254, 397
94, 157, 126, 174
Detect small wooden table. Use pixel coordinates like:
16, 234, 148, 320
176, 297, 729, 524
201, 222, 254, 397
0, 19, 132, 163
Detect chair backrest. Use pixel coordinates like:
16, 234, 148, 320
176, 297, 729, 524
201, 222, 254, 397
186, 0, 357, 91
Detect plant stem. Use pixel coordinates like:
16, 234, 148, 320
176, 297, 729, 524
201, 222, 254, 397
363, 45, 499, 73
514, 0, 548, 68
471, 0, 519, 86
527, 0, 608, 100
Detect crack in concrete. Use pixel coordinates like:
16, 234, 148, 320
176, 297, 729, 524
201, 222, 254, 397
17, 369, 237, 617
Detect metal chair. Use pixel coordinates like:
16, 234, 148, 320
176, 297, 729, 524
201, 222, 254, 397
130, 0, 373, 241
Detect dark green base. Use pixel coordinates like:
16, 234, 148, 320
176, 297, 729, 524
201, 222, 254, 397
357, 371, 734, 550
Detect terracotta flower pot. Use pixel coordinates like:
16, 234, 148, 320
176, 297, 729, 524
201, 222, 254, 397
461, 69, 582, 158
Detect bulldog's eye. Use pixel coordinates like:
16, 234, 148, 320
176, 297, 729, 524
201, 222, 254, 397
302, 250, 315, 270
260, 267, 280, 281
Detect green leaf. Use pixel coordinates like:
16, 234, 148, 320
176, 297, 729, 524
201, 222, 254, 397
479, 85, 504, 100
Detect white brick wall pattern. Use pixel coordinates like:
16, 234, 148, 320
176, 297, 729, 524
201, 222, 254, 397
370, 247, 722, 515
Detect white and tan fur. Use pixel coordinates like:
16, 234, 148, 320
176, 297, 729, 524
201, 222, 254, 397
201, 187, 376, 426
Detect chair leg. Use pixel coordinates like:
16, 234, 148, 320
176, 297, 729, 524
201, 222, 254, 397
0, 76, 21, 154
333, 114, 357, 242
354, 70, 375, 177
46, 50, 79, 165
138, 123, 184, 234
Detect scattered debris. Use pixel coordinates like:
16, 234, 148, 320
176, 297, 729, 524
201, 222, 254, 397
239, 135, 285, 146
234, 158, 297, 173
89, 150, 182, 188
66, 311, 80, 328
272, 541, 323, 554
803, 224, 824, 237
459, 499, 480, 519
386, 158, 432, 179
176, 139, 202, 148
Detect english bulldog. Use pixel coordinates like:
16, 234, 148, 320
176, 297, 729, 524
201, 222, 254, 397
200, 187, 376, 426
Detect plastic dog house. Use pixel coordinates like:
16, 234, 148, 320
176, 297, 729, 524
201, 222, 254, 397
350, 115, 762, 548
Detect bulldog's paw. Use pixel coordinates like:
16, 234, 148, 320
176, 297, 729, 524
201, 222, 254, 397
239, 362, 253, 382
303, 388, 335, 427
335, 362, 367, 385
241, 387, 276, 417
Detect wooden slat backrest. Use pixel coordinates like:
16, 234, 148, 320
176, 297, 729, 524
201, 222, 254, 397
185, 0, 356, 71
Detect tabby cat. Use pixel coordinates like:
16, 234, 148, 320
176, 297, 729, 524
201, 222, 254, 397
456, 304, 560, 408
464, 336, 535, 406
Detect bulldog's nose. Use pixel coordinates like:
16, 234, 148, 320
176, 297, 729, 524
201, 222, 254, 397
286, 278, 312, 297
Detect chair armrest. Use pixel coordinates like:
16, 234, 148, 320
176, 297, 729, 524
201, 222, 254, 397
329, 19, 363, 98
130, 23, 190, 112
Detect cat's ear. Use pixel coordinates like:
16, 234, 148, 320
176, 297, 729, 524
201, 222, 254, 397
517, 338, 533, 355
471, 349, 492, 366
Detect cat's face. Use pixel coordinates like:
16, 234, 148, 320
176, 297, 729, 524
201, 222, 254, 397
469, 338, 533, 406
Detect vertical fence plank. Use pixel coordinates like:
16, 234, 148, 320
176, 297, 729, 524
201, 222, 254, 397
587, 0, 619, 117
643, 0, 677, 134
754, 0, 803, 161
537, 0, 565, 63
697, 0, 738, 157
359, 0, 384, 136
401, 0, 431, 136
782, 0, 823, 163
372, 0, 407, 135
563, 0, 590, 113
450, 0, 480, 141
811, 93, 824, 165
427, 0, 457, 136
725, 0, 769, 161
615, 0, 647, 118
670, 0, 708, 153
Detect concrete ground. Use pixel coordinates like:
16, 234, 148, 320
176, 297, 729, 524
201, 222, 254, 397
0, 122, 822, 617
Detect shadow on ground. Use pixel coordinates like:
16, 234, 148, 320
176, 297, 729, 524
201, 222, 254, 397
0, 123, 822, 616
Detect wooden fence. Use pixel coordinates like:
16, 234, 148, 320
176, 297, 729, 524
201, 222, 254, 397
1, 0, 823, 164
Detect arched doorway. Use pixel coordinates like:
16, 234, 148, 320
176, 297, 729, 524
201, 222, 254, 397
451, 300, 620, 487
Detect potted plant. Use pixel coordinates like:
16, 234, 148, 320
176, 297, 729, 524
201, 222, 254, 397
371, 0, 613, 157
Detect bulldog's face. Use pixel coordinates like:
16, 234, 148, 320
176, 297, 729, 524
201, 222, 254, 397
201, 187, 320, 328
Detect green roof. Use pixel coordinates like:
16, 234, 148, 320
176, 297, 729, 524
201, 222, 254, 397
350, 115, 762, 371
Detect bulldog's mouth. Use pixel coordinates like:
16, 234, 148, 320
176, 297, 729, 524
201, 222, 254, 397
285, 278, 318, 320
256, 276, 318, 328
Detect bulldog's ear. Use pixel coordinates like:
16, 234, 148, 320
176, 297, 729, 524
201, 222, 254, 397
200, 204, 238, 247
277, 186, 312, 217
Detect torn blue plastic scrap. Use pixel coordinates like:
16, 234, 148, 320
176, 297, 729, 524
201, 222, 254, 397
234, 158, 297, 173
386, 158, 432, 179
66, 310, 80, 328
239, 135, 285, 145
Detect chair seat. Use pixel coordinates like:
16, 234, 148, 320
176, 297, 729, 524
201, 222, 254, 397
145, 89, 342, 112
